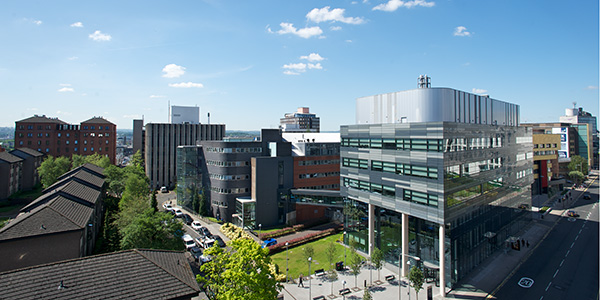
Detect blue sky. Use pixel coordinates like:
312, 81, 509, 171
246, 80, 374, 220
1, 0, 598, 131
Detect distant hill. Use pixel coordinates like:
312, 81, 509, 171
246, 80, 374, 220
0, 127, 14, 139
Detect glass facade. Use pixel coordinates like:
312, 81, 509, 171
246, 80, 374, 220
176, 146, 205, 213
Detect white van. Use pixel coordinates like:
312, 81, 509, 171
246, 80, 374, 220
182, 234, 195, 250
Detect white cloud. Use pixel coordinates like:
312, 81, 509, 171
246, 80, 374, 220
283, 63, 307, 73
300, 53, 325, 62
586, 85, 599, 90
373, 0, 434, 11
308, 63, 323, 70
275, 22, 323, 39
70, 22, 83, 28
56, 111, 72, 116
472, 88, 487, 94
150, 95, 166, 98
168, 82, 204, 88
89, 30, 111, 41
284, 70, 301, 76
454, 26, 471, 37
68, 56, 79, 60
306, 6, 365, 25
59, 83, 71, 87
34, 20, 42, 25
58, 87, 74, 92
330, 26, 342, 31
162, 64, 186, 78
345, 40, 353, 43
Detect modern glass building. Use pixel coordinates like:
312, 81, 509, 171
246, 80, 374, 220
340, 78, 533, 295
176, 146, 205, 213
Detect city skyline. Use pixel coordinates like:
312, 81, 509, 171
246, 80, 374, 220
1, 0, 598, 131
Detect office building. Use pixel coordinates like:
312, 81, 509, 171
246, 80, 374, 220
531, 133, 561, 196
340, 77, 533, 294
560, 106, 598, 167
132, 119, 144, 156
14, 115, 117, 164
280, 107, 320, 133
145, 123, 225, 189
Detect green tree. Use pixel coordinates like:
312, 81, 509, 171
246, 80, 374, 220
71, 153, 111, 169
327, 270, 338, 296
349, 245, 363, 288
150, 189, 158, 213
325, 241, 338, 271
408, 266, 424, 299
371, 247, 384, 281
302, 244, 315, 264
38, 156, 72, 188
568, 170, 585, 185
198, 238, 281, 300
119, 209, 184, 250
568, 155, 588, 175
104, 165, 126, 197
363, 286, 373, 300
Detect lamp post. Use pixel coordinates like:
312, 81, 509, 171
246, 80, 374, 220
398, 252, 421, 300
308, 257, 312, 300
258, 223, 262, 237
369, 243, 373, 287
343, 231, 347, 270
285, 242, 289, 282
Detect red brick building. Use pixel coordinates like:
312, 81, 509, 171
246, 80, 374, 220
14, 115, 117, 164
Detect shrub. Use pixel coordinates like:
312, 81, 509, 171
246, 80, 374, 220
220, 223, 252, 241
267, 228, 336, 254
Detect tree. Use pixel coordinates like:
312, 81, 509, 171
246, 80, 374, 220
408, 266, 424, 299
302, 244, 315, 263
568, 171, 585, 185
327, 270, 338, 296
119, 209, 184, 250
198, 239, 281, 300
371, 247, 384, 281
363, 287, 373, 300
325, 241, 338, 271
349, 245, 363, 288
568, 155, 588, 175
38, 156, 72, 188
150, 189, 158, 213
104, 165, 126, 197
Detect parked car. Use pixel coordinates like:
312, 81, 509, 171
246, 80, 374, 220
182, 214, 193, 225
262, 238, 277, 248
191, 221, 203, 231
213, 235, 226, 247
583, 193, 591, 200
162, 203, 173, 212
173, 208, 183, 218
567, 210, 579, 218
201, 237, 216, 249
199, 253, 212, 265
182, 234, 196, 250
189, 246, 203, 262
160, 186, 168, 193
199, 227, 212, 238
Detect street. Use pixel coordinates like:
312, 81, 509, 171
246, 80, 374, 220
494, 179, 599, 300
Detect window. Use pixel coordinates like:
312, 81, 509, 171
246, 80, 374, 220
91, 126, 95, 130
19, 141, 23, 145
105, 133, 110, 137
45, 148, 49, 153
91, 147, 94, 152
84, 140, 87, 144
84, 147, 87, 152
58, 133, 61, 137
106, 140, 109, 144
75, 140, 78, 144
74, 147, 78, 152
66, 133, 70, 137
83, 126, 88, 130
27, 125, 33, 130
37, 133, 42, 137
66, 141, 69, 145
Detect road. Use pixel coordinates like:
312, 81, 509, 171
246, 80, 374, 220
494, 177, 599, 300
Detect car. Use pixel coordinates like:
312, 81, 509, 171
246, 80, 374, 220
213, 235, 226, 247
191, 221, 203, 231
182, 214, 193, 225
189, 246, 203, 262
182, 234, 196, 250
173, 208, 183, 218
567, 210, 579, 218
160, 186, 168, 193
199, 227, 212, 238
583, 193, 591, 200
199, 253, 212, 264
262, 238, 277, 248
201, 237, 216, 249
162, 203, 173, 211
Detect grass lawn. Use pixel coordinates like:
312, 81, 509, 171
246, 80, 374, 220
260, 225, 288, 234
270, 233, 362, 280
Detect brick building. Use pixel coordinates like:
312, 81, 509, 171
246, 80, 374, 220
14, 115, 117, 164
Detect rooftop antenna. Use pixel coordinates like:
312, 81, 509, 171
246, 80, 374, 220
207, 112, 210, 124
168, 100, 171, 123
418, 75, 431, 88
572, 101, 577, 108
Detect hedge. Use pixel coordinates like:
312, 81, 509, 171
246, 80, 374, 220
267, 228, 337, 254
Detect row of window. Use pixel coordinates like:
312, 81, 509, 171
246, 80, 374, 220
205, 147, 262, 153
533, 143, 557, 149
342, 138, 444, 152
210, 186, 249, 194
30, 147, 110, 153
342, 158, 439, 179
82, 125, 111, 130
206, 160, 250, 167
342, 177, 439, 207
295, 184, 340, 190
298, 159, 340, 166
298, 171, 340, 179
534, 150, 556, 156
20, 125, 111, 130
209, 173, 250, 181
516, 169, 533, 179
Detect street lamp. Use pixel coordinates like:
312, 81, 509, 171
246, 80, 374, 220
285, 242, 289, 282
398, 252, 421, 300
258, 223, 262, 238
308, 257, 312, 300
369, 243, 373, 287
343, 231, 347, 270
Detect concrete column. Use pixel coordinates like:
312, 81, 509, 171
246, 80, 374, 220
401, 213, 409, 277
439, 224, 446, 296
368, 203, 375, 256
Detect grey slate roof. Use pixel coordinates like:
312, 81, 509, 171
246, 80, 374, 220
57, 163, 105, 181
44, 169, 105, 193
0, 196, 92, 241
16, 115, 68, 124
26, 180, 101, 213
0, 152, 23, 164
80, 117, 115, 125
0, 249, 200, 300
9, 147, 44, 158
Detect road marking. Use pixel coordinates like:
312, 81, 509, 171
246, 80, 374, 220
560, 259, 564, 267
570, 242, 575, 248
566, 249, 570, 257
539, 297, 544, 300
553, 269, 559, 278
545, 282, 551, 291
579, 228, 583, 234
